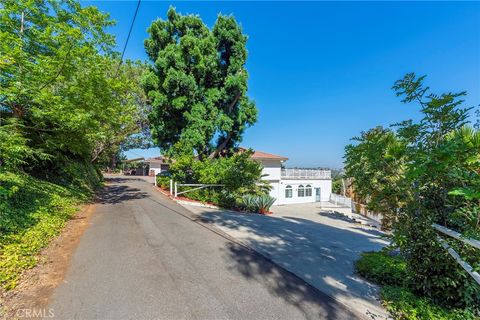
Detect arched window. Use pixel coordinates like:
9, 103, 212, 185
305, 185, 312, 197
285, 185, 292, 198
298, 185, 305, 197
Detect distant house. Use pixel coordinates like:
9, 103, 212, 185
145, 156, 170, 176
132, 150, 332, 205
249, 150, 332, 205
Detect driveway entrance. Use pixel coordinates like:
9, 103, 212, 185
184, 201, 390, 319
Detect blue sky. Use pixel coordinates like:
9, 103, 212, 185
84, 1, 480, 168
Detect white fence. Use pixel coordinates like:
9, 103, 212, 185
172, 181, 224, 198
433, 223, 480, 285
281, 168, 331, 179
329, 193, 352, 208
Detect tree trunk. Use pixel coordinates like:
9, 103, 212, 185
208, 132, 232, 159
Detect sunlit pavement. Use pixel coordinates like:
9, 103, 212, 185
185, 201, 390, 319
47, 176, 362, 320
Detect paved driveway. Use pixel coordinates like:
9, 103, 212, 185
185, 202, 389, 319
47, 177, 361, 320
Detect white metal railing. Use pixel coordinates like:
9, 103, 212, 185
433, 223, 480, 285
281, 168, 331, 179
329, 193, 352, 208
173, 181, 224, 198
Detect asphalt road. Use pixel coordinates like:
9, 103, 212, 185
48, 176, 362, 320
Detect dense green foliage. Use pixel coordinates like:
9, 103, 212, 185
144, 7, 257, 159
0, 167, 100, 290
165, 150, 270, 210
356, 251, 477, 319
345, 74, 480, 311
0, 0, 147, 291
355, 251, 407, 286
381, 286, 477, 320
145, 8, 265, 209
0, 0, 148, 173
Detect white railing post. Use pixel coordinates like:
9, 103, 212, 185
154, 174, 157, 187
169, 179, 173, 195
174, 182, 177, 198
433, 223, 480, 285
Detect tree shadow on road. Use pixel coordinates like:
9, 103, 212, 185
200, 210, 388, 319
222, 241, 363, 319
96, 184, 149, 204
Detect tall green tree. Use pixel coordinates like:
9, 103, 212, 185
344, 73, 480, 309
143, 7, 257, 158
0, 0, 148, 173
344, 126, 407, 229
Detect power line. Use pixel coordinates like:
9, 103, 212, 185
115, 0, 141, 77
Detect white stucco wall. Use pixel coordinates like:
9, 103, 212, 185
258, 160, 282, 181
268, 181, 281, 205
148, 163, 170, 176
149, 162, 161, 176
256, 159, 332, 205
277, 179, 332, 205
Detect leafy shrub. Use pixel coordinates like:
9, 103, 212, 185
355, 251, 408, 286
168, 150, 272, 210
156, 176, 171, 190
355, 251, 479, 319
381, 286, 478, 320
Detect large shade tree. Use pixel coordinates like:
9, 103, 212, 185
143, 7, 257, 159
0, 0, 148, 171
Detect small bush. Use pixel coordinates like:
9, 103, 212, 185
239, 194, 276, 214
355, 251, 407, 286
241, 195, 257, 212
156, 176, 171, 190
381, 286, 478, 320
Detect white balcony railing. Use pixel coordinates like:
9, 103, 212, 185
281, 168, 331, 180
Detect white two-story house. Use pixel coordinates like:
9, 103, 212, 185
142, 150, 332, 205
249, 150, 332, 205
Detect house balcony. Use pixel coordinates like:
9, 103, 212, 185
281, 168, 331, 180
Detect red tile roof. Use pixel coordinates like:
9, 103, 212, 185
249, 150, 289, 161
144, 150, 288, 162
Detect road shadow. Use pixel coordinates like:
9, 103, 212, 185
317, 211, 358, 223
223, 241, 362, 319
97, 183, 149, 204
198, 210, 388, 319
104, 176, 145, 184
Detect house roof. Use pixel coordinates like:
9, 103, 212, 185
145, 156, 168, 164
249, 150, 289, 161
124, 157, 145, 163
143, 150, 288, 163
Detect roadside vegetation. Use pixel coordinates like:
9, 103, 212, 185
0, 0, 147, 290
147, 8, 274, 213
345, 74, 480, 318
356, 251, 477, 319
0, 165, 100, 289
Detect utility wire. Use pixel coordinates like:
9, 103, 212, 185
115, 0, 141, 77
